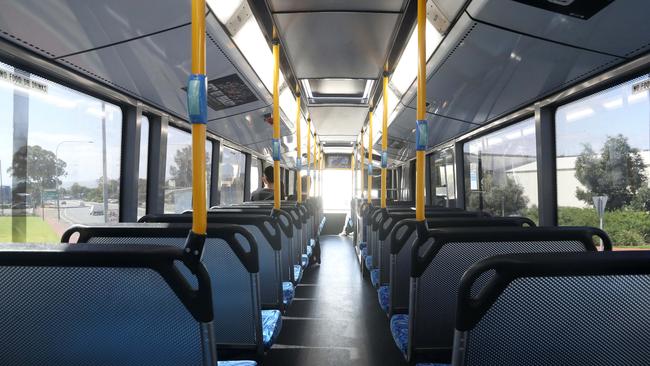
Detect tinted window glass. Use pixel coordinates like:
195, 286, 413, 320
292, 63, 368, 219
556, 76, 650, 249
464, 118, 538, 218
137, 116, 149, 219
0, 62, 122, 242
164, 126, 212, 213
219, 146, 246, 205
430, 148, 456, 207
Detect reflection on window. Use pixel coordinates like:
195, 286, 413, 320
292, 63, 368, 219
429, 148, 456, 207
219, 146, 245, 205
164, 127, 212, 213
0, 62, 123, 242
137, 116, 149, 219
556, 76, 650, 249
250, 158, 260, 199
288, 170, 295, 198
464, 118, 537, 219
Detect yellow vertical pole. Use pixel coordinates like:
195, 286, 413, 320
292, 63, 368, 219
313, 135, 317, 197
360, 131, 365, 200
189, 0, 207, 235
295, 92, 302, 203
272, 30, 281, 209
415, 0, 427, 221
367, 112, 373, 204
307, 119, 311, 197
381, 73, 388, 209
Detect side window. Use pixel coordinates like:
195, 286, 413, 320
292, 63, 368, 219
163, 126, 212, 213
250, 157, 260, 196
464, 118, 538, 219
137, 116, 149, 219
430, 147, 456, 207
0, 62, 122, 242
219, 146, 246, 205
556, 76, 650, 249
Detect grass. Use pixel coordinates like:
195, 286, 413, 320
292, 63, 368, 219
0, 216, 60, 242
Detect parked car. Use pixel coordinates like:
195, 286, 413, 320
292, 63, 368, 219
89, 205, 104, 216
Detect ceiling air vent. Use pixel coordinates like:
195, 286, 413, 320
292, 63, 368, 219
301, 78, 374, 105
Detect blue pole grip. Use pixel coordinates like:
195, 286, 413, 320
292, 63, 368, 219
415, 119, 428, 151
187, 74, 207, 124
272, 138, 281, 161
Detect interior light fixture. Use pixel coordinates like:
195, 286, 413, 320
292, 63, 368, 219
207, 0, 244, 25
389, 18, 442, 95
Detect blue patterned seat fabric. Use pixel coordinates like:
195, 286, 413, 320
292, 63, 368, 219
361, 247, 368, 258
370, 269, 380, 288
378, 285, 389, 314
261, 309, 282, 349
293, 265, 302, 283
301, 254, 309, 268
306, 245, 313, 258
218, 361, 258, 366
359, 242, 367, 250
365, 255, 373, 270
282, 281, 295, 306
390, 314, 409, 356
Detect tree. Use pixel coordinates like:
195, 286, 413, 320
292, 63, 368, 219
169, 146, 192, 188
468, 172, 529, 216
574, 135, 647, 210
8, 145, 67, 204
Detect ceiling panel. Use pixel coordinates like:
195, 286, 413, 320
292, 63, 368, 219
60, 20, 267, 125
407, 14, 621, 124
310, 106, 368, 138
468, 0, 650, 58
274, 12, 399, 79
431, 0, 469, 23
0, 0, 191, 58
269, 0, 407, 12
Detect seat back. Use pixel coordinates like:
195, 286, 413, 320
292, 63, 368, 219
0, 243, 215, 366
63, 223, 263, 352
410, 226, 609, 363
388, 213, 499, 315
140, 213, 286, 309
453, 251, 649, 366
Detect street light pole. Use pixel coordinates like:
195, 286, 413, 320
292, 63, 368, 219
55, 140, 93, 221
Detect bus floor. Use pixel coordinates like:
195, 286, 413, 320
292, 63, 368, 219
263, 235, 408, 366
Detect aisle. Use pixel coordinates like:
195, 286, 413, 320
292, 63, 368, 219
264, 235, 408, 366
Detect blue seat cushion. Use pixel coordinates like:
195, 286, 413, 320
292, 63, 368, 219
365, 255, 373, 270
370, 269, 380, 288
359, 242, 367, 250
378, 285, 389, 314
261, 309, 282, 349
218, 361, 257, 366
306, 245, 313, 258
282, 281, 295, 306
301, 254, 309, 268
293, 265, 302, 283
390, 314, 409, 356
361, 247, 368, 258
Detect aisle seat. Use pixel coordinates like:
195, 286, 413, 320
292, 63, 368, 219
396, 226, 609, 364
377, 285, 390, 313
453, 251, 649, 365
62, 223, 281, 354
370, 269, 380, 288
0, 242, 256, 366
282, 281, 295, 307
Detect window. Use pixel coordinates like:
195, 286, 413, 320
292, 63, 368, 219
137, 116, 149, 219
464, 118, 537, 218
288, 169, 295, 198
250, 157, 260, 198
556, 76, 650, 249
219, 146, 246, 205
430, 148, 456, 207
323, 169, 353, 212
0, 62, 123, 242
164, 126, 212, 213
